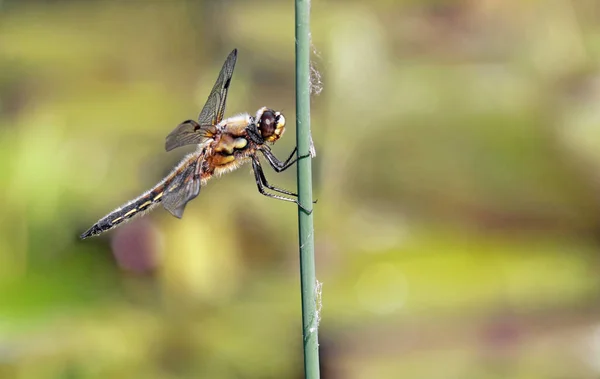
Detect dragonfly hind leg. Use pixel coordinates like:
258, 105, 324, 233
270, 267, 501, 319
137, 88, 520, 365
254, 157, 298, 197
251, 157, 313, 214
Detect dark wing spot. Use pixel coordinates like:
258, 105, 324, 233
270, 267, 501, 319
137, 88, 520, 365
224, 77, 231, 90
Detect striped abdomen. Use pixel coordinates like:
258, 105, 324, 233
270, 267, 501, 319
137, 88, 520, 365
79, 186, 165, 239
80, 152, 200, 240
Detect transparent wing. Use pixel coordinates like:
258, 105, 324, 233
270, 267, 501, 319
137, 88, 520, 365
162, 158, 201, 218
198, 48, 237, 126
165, 119, 213, 152
164, 49, 238, 152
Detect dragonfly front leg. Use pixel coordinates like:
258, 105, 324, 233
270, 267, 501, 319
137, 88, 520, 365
261, 147, 311, 173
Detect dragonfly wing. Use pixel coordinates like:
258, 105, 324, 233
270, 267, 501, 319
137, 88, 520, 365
162, 157, 202, 218
197, 49, 237, 129
165, 119, 214, 152
164, 49, 237, 152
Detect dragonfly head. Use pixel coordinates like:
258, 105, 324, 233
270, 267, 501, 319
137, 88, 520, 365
256, 107, 285, 143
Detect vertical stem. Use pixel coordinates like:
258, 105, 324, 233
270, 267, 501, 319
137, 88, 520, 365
295, 0, 320, 378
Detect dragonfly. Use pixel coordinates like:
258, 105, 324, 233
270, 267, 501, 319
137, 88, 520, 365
80, 48, 312, 240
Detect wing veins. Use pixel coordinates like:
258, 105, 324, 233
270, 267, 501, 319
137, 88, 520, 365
162, 155, 203, 218
164, 48, 238, 152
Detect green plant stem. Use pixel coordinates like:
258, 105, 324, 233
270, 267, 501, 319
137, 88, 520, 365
295, 0, 320, 378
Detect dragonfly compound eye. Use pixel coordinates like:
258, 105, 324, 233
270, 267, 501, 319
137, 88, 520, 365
259, 110, 277, 139
259, 109, 285, 142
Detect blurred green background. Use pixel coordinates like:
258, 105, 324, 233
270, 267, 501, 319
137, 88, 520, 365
2, 0, 600, 378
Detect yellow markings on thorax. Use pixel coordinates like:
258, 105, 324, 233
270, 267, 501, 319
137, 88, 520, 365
213, 156, 250, 177
211, 133, 249, 168
112, 216, 124, 224
154, 192, 163, 201
233, 137, 248, 149
214, 154, 236, 166
215, 135, 248, 155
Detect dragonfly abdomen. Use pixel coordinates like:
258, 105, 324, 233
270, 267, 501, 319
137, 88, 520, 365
79, 188, 164, 239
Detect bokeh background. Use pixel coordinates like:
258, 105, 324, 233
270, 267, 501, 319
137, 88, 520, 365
2, 0, 600, 378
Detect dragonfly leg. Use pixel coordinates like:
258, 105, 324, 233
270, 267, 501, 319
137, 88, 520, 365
253, 155, 298, 197
261, 147, 311, 173
252, 157, 313, 214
